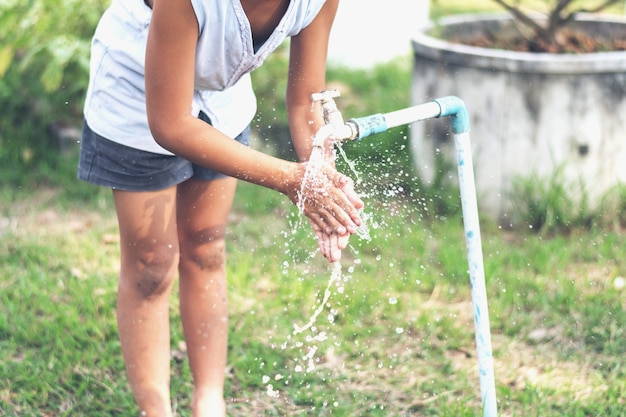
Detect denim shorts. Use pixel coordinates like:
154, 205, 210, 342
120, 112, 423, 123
77, 113, 251, 191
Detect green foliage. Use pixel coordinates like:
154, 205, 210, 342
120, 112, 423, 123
0, 0, 107, 173
508, 165, 626, 235
430, 0, 501, 19
509, 166, 592, 234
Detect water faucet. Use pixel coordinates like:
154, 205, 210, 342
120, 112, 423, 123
311, 90, 358, 142
312, 90, 470, 145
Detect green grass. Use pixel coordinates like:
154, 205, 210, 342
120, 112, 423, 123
1, 147, 625, 416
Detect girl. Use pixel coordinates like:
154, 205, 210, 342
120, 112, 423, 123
78, 0, 362, 415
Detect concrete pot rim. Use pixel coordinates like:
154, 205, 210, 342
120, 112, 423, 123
412, 13, 626, 74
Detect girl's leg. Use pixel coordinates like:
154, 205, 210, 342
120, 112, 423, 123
176, 177, 237, 417
113, 187, 180, 417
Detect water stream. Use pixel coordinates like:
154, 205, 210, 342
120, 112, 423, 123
262, 127, 372, 399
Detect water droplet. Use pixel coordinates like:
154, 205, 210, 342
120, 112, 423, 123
265, 384, 279, 398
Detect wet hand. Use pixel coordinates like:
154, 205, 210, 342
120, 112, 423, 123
306, 175, 363, 262
291, 163, 363, 236
310, 220, 351, 262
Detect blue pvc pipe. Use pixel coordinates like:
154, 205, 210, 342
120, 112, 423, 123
348, 96, 470, 140
454, 131, 498, 417
346, 97, 497, 417
349, 113, 388, 138
433, 97, 497, 416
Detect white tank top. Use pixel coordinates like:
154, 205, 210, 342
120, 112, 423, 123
83, 0, 326, 155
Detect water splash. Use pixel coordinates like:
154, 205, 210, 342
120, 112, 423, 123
336, 141, 371, 242
335, 141, 361, 184
262, 126, 372, 399
295, 125, 334, 220
292, 261, 342, 335
291, 128, 374, 335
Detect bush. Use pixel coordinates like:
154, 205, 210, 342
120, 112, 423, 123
0, 0, 107, 178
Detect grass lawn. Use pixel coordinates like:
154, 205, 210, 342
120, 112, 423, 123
1, 149, 625, 416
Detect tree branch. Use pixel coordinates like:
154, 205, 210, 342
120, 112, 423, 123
491, 0, 546, 35
492, 0, 621, 50
578, 0, 621, 14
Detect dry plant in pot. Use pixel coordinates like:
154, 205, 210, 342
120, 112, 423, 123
482, 0, 626, 52
410, 0, 626, 225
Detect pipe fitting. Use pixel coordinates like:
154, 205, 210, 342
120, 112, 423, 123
433, 96, 470, 134
311, 90, 358, 141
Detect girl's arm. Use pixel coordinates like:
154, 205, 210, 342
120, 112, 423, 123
144, 0, 361, 237
286, 0, 365, 261
287, 0, 339, 162
145, 0, 293, 190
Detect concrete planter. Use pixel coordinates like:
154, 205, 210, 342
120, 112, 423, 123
411, 13, 626, 224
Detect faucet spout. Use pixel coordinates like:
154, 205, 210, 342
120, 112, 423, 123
311, 90, 358, 141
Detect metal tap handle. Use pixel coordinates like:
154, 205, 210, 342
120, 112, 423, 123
310, 89, 341, 104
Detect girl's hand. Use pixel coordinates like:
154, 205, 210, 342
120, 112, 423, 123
287, 163, 363, 237
310, 221, 350, 262
305, 175, 363, 262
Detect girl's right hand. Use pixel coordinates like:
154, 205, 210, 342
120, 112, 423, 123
288, 162, 363, 236
285, 162, 363, 261
310, 220, 350, 262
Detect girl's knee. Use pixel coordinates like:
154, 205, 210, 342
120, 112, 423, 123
180, 230, 227, 273
123, 240, 179, 299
